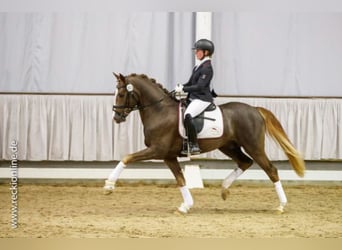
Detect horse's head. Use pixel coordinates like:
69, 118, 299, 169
112, 72, 140, 123
112, 72, 174, 123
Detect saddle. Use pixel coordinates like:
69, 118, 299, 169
182, 101, 216, 133
178, 99, 224, 139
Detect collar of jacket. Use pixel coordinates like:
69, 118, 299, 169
194, 57, 211, 70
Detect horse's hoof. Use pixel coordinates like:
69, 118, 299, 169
221, 188, 230, 200
275, 206, 285, 214
103, 180, 115, 195
177, 203, 191, 214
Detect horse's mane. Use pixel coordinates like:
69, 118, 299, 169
127, 73, 178, 101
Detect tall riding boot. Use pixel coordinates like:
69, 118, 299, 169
182, 114, 201, 155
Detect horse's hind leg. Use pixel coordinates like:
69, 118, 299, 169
244, 148, 287, 213
219, 143, 254, 200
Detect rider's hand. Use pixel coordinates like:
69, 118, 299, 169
175, 84, 184, 93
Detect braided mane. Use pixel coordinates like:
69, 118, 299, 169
127, 73, 178, 101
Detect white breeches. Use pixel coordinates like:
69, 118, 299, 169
184, 99, 211, 118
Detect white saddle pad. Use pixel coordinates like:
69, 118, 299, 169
178, 103, 224, 139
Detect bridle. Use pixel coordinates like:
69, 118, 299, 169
112, 81, 164, 121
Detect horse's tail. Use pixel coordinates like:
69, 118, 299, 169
257, 107, 305, 177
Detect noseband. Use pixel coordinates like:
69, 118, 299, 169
112, 83, 164, 120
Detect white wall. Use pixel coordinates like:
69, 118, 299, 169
212, 12, 342, 96
0, 12, 194, 93
2, 12, 342, 96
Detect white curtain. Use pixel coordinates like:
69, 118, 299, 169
1, 94, 341, 161
0, 94, 143, 161
0, 12, 194, 93
212, 12, 342, 96
210, 97, 342, 160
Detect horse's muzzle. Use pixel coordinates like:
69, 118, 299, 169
113, 115, 125, 123
113, 111, 126, 123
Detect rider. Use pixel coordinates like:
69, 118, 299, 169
175, 39, 216, 155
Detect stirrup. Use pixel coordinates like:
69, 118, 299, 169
181, 139, 190, 156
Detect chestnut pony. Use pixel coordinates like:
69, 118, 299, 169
103, 73, 305, 214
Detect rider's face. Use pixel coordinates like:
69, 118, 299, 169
195, 49, 205, 60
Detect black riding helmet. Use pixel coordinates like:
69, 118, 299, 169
192, 39, 214, 56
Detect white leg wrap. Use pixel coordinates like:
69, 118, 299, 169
108, 161, 126, 182
103, 161, 126, 194
274, 181, 287, 207
222, 168, 244, 189
178, 186, 194, 213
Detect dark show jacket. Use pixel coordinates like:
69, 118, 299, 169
183, 60, 214, 102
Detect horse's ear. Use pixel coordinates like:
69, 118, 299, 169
113, 72, 126, 83
119, 73, 126, 83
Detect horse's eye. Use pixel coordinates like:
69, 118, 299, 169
118, 93, 125, 98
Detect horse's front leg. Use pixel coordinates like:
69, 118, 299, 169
164, 158, 194, 214
103, 147, 158, 194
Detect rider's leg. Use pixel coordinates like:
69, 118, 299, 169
184, 99, 211, 118
183, 99, 211, 154
183, 114, 201, 154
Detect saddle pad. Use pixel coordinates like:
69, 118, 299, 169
178, 103, 224, 139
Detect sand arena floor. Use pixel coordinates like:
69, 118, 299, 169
0, 183, 341, 238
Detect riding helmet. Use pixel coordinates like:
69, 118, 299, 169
192, 39, 215, 56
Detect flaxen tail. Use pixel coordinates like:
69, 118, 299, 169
257, 107, 305, 177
